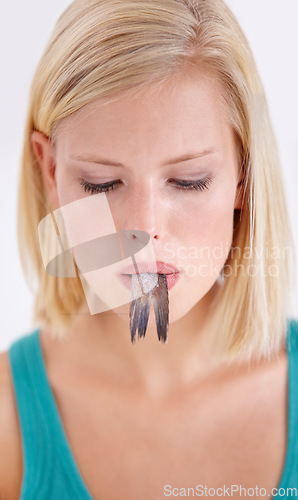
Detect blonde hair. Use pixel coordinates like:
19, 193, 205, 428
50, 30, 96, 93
18, 0, 295, 361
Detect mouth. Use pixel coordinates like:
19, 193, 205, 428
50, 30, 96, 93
118, 261, 180, 291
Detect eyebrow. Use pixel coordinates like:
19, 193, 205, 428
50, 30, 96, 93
70, 148, 217, 167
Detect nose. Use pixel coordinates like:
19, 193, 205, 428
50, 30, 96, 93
122, 181, 162, 241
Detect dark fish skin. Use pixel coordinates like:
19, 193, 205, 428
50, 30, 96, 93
138, 295, 151, 338
129, 294, 151, 343
129, 298, 139, 343
152, 274, 169, 343
129, 273, 169, 343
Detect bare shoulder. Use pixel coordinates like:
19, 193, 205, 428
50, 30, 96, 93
0, 351, 23, 500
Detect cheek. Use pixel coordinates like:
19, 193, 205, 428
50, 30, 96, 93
169, 184, 236, 282
173, 185, 236, 247
200, 194, 235, 249
55, 168, 83, 206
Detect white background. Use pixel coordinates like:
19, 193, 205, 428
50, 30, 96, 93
0, 1, 297, 350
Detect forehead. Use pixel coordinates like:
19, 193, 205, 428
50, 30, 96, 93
55, 70, 233, 156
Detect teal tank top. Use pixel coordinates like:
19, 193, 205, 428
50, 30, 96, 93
8, 319, 298, 499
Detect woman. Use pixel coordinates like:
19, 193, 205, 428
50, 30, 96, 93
0, 0, 297, 498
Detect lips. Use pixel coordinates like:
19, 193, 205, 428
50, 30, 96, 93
118, 260, 180, 291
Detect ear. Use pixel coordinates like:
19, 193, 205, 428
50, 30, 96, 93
31, 130, 60, 210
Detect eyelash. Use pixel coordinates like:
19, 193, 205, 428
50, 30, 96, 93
80, 177, 212, 194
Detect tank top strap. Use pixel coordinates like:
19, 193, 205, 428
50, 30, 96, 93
8, 329, 93, 500
276, 318, 298, 493
286, 318, 298, 464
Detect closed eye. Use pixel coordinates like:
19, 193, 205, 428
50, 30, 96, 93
80, 176, 213, 194
168, 177, 212, 192
80, 179, 122, 194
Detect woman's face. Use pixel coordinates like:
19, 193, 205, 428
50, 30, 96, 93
38, 70, 242, 325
